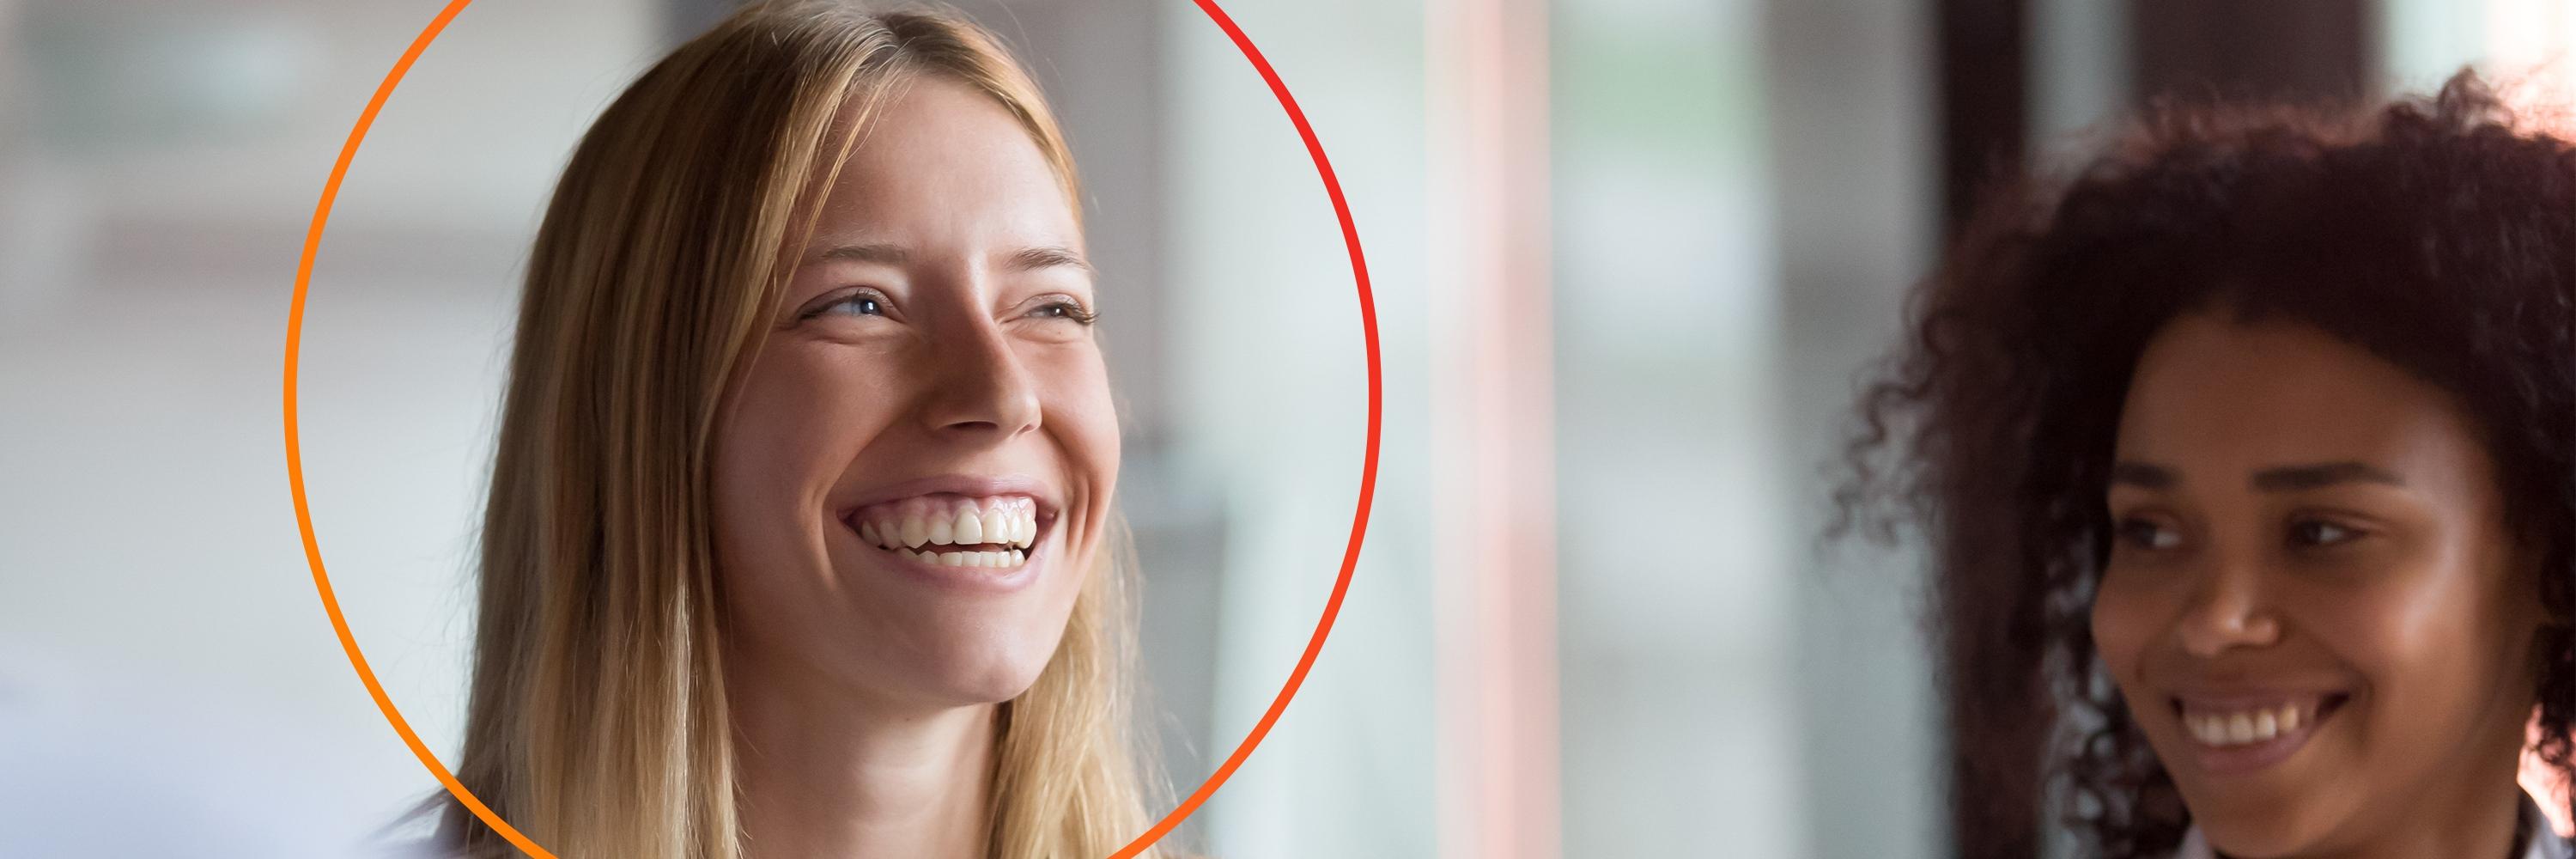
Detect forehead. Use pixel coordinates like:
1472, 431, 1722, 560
805, 74, 1077, 249
2115, 313, 2488, 478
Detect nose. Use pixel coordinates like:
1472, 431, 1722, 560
2174, 554, 2282, 657
915, 316, 1042, 441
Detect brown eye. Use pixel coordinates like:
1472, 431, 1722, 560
2287, 519, 2356, 548
2116, 517, 2181, 551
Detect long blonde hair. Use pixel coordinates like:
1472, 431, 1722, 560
435, 3, 1157, 856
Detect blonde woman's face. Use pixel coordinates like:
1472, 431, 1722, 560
713, 76, 1115, 711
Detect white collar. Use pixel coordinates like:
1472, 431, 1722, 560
2171, 795, 2571, 859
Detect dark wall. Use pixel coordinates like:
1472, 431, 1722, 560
2131, 0, 2371, 105
1935, 0, 2370, 239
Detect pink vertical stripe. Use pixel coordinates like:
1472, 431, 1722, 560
1430, 0, 1558, 856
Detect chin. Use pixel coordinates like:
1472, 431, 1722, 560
2199, 829, 2300, 859
950, 659, 1053, 704
2189, 796, 2337, 859
891, 633, 1066, 708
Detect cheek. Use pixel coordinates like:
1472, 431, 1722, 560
1035, 347, 1121, 476
2321, 588, 2429, 673
714, 350, 906, 540
2316, 558, 2512, 711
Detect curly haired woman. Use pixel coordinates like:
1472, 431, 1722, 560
1843, 72, 2576, 859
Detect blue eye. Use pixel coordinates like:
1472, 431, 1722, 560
1030, 299, 1098, 325
805, 290, 887, 320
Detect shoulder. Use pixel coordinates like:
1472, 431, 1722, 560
2166, 826, 2215, 859
356, 811, 470, 859
361, 838, 459, 859
2524, 795, 2574, 859
379, 839, 500, 859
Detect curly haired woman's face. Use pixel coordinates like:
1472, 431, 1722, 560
709, 77, 1116, 713
2092, 312, 2545, 856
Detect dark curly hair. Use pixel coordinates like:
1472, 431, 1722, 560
1836, 70, 2576, 859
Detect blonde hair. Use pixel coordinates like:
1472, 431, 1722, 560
434, 3, 1157, 856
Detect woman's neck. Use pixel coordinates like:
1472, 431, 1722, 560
729, 659, 999, 859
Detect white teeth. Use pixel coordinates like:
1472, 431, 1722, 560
902, 550, 1021, 569
2184, 703, 2314, 747
857, 497, 1042, 554
981, 509, 1009, 546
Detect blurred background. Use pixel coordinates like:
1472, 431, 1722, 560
0, 0, 2569, 856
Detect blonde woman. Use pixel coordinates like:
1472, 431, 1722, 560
420, 3, 1159, 856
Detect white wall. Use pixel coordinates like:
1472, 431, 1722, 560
1549, 0, 1944, 855
1157, 0, 1438, 855
0, 1, 659, 851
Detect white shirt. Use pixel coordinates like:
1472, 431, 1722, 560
2170, 795, 2573, 859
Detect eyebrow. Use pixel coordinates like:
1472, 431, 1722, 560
2110, 461, 2178, 490
808, 242, 1092, 274
814, 242, 907, 265
1006, 245, 1093, 274
2250, 461, 2406, 491
2107, 460, 2406, 491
